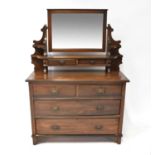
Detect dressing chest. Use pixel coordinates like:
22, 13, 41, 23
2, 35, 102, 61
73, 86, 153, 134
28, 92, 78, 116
26, 9, 129, 144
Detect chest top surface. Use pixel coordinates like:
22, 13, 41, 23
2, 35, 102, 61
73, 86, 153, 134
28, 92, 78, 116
26, 71, 129, 83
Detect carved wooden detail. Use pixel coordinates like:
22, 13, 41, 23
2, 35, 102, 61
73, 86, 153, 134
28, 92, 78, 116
31, 25, 48, 72
31, 21, 123, 73
107, 24, 122, 71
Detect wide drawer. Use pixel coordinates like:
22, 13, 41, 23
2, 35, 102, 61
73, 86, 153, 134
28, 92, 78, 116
36, 118, 119, 134
33, 84, 76, 97
78, 85, 122, 97
34, 100, 120, 116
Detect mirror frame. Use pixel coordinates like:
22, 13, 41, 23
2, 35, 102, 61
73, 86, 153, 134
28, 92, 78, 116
47, 9, 107, 52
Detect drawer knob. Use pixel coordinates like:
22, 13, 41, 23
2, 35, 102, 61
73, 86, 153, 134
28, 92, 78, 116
96, 105, 105, 111
89, 60, 95, 64
96, 87, 105, 95
51, 125, 60, 130
106, 60, 111, 65
95, 125, 103, 130
52, 106, 60, 111
59, 60, 65, 65
51, 87, 59, 96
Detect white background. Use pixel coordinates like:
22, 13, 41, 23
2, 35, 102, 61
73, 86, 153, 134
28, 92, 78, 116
0, 0, 152, 155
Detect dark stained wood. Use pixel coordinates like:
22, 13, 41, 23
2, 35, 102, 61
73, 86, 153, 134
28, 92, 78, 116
26, 71, 129, 83
33, 84, 76, 97
34, 100, 120, 116
26, 70, 129, 144
50, 49, 105, 52
35, 115, 120, 119
28, 83, 37, 145
32, 52, 112, 59
36, 135, 116, 143
38, 52, 109, 59
48, 59, 76, 66
36, 118, 118, 134
78, 59, 107, 65
48, 10, 52, 54
31, 25, 48, 73
27, 9, 129, 144
38, 57, 113, 69
102, 10, 107, 50
47, 9, 108, 13
116, 83, 126, 144
106, 24, 122, 71
78, 85, 122, 97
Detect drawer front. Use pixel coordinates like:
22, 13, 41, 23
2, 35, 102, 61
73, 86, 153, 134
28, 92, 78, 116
33, 84, 76, 97
78, 59, 107, 65
36, 118, 119, 134
48, 59, 76, 66
34, 100, 120, 116
78, 85, 122, 97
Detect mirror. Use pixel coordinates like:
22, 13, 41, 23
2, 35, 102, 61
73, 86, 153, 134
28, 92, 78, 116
48, 10, 107, 52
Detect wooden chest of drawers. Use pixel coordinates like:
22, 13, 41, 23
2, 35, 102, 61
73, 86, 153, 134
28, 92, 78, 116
26, 71, 129, 144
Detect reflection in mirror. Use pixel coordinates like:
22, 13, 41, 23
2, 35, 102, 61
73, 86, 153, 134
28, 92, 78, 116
51, 13, 104, 49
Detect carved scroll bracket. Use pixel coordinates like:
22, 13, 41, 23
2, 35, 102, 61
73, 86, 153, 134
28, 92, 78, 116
107, 24, 122, 71
31, 25, 48, 72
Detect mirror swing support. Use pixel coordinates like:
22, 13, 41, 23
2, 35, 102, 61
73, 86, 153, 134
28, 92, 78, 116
31, 9, 122, 73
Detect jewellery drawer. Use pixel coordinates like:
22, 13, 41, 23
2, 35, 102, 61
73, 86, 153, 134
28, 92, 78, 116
48, 59, 76, 66
78, 59, 108, 65
36, 118, 119, 134
78, 85, 122, 97
33, 84, 76, 97
34, 100, 120, 116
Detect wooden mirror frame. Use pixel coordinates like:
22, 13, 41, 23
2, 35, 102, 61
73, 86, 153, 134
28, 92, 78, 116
47, 9, 107, 52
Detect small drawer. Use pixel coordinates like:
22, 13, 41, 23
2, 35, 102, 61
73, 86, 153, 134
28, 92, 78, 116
33, 84, 76, 97
48, 59, 76, 66
34, 100, 120, 116
78, 85, 122, 97
78, 59, 106, 65
36, 118, 119, 134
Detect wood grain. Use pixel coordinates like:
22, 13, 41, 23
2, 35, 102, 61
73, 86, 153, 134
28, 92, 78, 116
26, 71, 129, 83
36, 118, 119, 134
33, 84, 76, 97
34, 100, 120, 116
78, 85, 122, 97
48, 59, 76, 66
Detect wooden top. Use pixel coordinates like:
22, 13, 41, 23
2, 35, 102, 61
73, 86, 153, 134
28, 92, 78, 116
35, 52, 113, 59
26, 71, 129, 83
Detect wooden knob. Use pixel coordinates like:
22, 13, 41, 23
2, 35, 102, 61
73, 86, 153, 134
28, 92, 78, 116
96, 87, 105, 95
52, 106, 60, 111
51, 87, 59, 96
89, 60, 95, 64
95, 125, 103, 130
51, 125, 60, 130
96, 105, 104, 111
59, 60, 65, 65
106, 60, 111, 65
